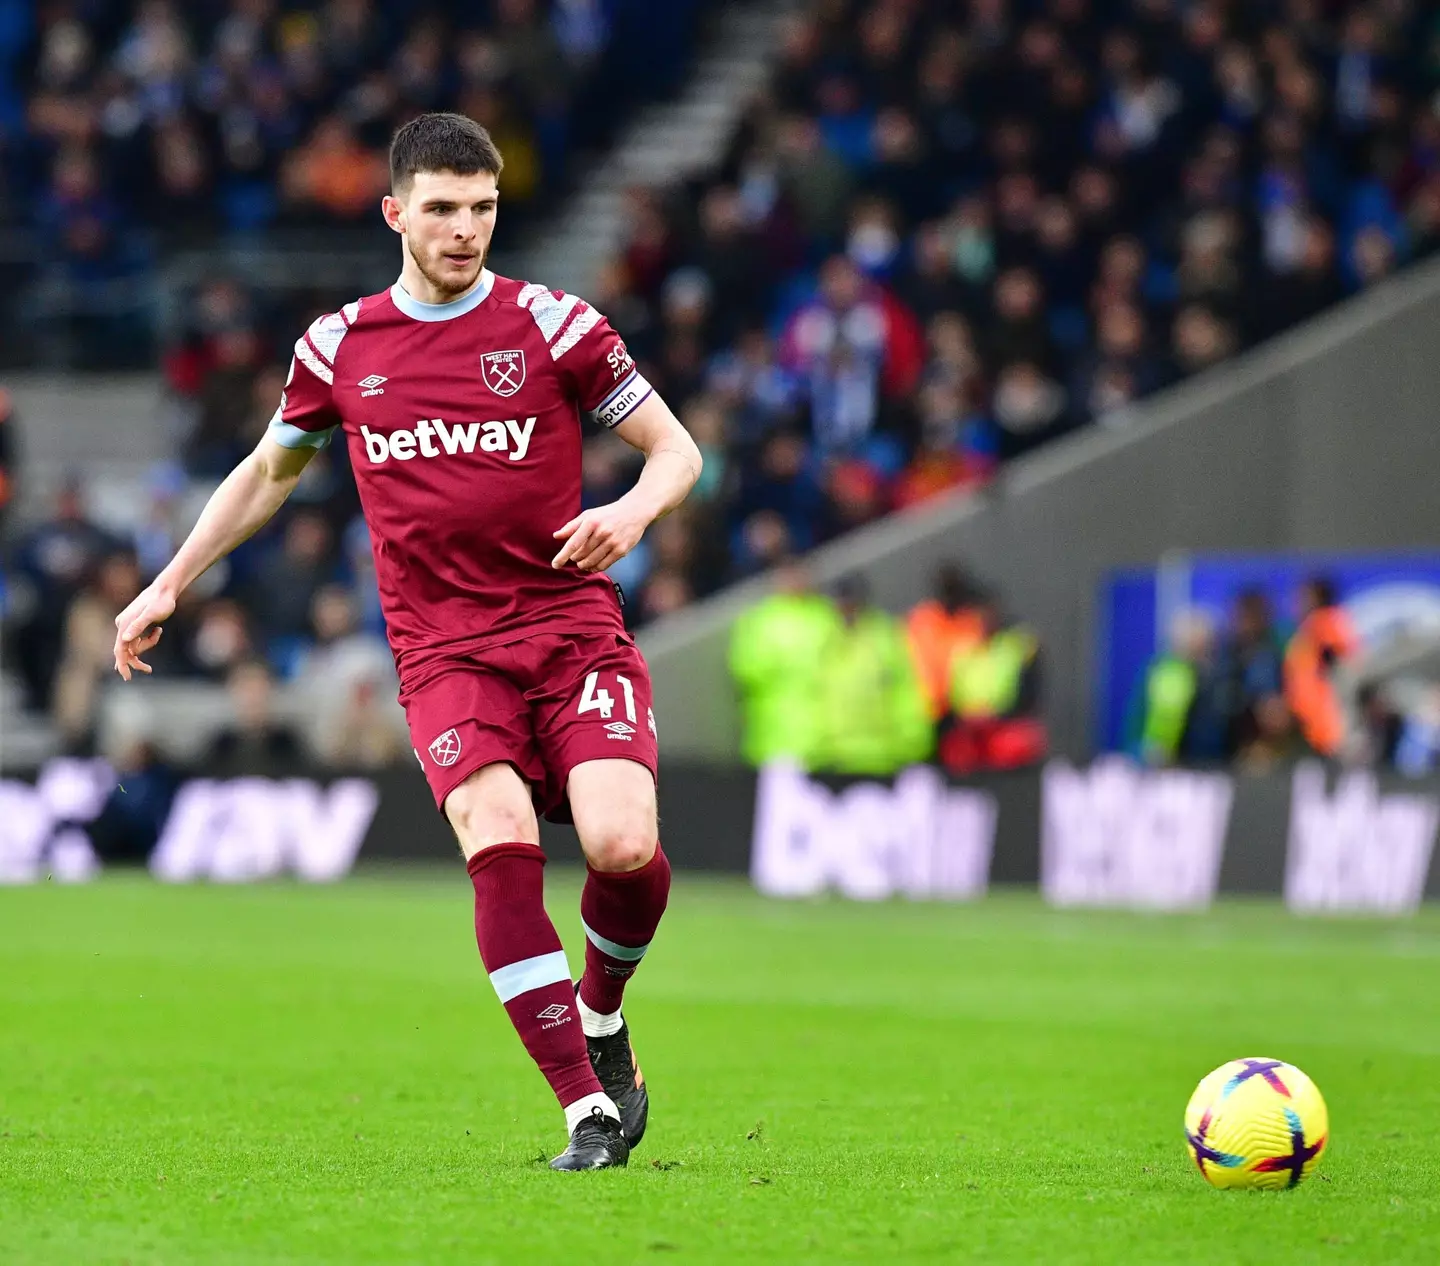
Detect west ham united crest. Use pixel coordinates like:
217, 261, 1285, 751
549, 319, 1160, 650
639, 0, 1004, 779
481, 349, 526, 397
428, 728, 462, 768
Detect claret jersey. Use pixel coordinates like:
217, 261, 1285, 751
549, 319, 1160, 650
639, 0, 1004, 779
270, 270, 653, 682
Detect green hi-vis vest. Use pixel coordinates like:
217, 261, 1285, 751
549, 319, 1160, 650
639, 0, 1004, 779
815, 611, 933, 775
728, 594, 842, 768
949, 628, 1037, 719
1140, 654, 1197, 761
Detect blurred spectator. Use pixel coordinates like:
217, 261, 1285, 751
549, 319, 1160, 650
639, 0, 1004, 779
246, 510, 337, 651
1352, 682, 1404, 769
906, 562, 983, 721
1234, 691, 1300, 774
1284, 576, 1361, 758
1395, 686, 1440, 778
941, 594, 1047, 773
205, 657, 302, 773
779, 255, 924, 455
813, 573, 931, 775
1218, 589, 1287, 757
310, 633, 408, 769
637, 568, 694, 625
1127, 608, 1225, 768
731, 431, 825, 565
88, 732, 179, 863
184, 597, 254, 680
9, 477, 118, 710
132, 462, 187, 582
296, 583, 399, 763
728, 558, 839, 769
52, 549, 141, 749
280, 114, 389, 220
1262, 216, 1345, 339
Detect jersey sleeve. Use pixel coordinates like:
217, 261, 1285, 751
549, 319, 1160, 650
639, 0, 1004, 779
267, 309, 353, 449
516, 284, 653, 428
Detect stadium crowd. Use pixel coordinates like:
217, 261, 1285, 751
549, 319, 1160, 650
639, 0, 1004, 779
4, 0, 1440, 770
1128, 577, 1440, 776
0, 0, 706, 363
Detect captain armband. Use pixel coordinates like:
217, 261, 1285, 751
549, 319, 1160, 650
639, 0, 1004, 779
593, 368, 654, 429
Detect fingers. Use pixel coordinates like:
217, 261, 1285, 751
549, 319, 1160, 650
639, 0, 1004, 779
114, 628, 162, 680
552, 514, 582, 540
551, 513, 638, 569
121, 612, 154, 641
552, 519, 597, 568
573, 542, 619, 572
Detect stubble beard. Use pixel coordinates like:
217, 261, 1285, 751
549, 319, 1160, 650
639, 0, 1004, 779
408, 235, 487, 298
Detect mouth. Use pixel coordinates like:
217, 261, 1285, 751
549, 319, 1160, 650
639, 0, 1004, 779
443, 253, 478, 267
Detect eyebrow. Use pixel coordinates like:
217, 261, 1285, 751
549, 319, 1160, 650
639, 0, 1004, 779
422, 197, 498, 210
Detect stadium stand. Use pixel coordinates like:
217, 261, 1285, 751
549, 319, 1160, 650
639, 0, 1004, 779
4, 0, 1440, 771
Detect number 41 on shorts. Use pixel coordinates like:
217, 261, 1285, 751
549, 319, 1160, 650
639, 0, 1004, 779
578, 671, 636, 723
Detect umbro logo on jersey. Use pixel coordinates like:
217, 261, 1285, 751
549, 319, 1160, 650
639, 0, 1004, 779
480, 349, 526, 397
362, 417, 536, 464
358, 374, 388, 396
604, 721, 635, 739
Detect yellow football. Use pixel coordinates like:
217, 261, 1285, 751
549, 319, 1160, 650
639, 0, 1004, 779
1184, 1058, 1328, 1189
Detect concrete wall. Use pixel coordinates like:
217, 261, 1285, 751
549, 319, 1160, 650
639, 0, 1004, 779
639, 255, 1440, 761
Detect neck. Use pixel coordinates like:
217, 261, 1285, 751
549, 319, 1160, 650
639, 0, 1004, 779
398, 256, 485, 306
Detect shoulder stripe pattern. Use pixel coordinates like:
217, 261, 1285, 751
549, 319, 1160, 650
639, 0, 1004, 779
517, 285, 582, 342
516, 282, 604, 362
294, 336, 334, 386
550, 305, 601, 361
293, 298, 362, 387
307, 311, 350, 366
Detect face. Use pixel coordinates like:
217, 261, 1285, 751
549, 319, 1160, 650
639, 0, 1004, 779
384, 169, 498, 298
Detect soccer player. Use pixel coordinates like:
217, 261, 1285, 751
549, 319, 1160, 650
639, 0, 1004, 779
112, 113, 701, 1171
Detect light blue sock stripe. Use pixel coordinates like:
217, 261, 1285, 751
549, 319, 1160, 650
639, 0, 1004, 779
488, 950, 571, 1003
582, 920, 649, 962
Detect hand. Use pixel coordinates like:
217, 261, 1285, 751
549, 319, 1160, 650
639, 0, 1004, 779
113, 580, 177, 681
551, 499, 650, 572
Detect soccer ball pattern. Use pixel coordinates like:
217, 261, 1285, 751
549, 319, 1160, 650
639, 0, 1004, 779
1184, 1058, 1328, 1189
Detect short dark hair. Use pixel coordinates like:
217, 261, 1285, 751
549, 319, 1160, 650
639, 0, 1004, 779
389, 113, 503, 194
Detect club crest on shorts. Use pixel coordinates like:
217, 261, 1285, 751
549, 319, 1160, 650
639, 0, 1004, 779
428, 728, 462, 768
480, 349, 525, 397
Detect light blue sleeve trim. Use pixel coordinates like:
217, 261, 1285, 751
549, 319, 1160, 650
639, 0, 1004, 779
268, 415, 337, 450
488, 950, 572, 1003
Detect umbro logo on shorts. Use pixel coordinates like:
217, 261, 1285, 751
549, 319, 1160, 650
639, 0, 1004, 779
428, 728, 462, 767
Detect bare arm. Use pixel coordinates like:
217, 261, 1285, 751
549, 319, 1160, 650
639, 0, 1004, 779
112, 434, 317, 679
551, 393, 703, 573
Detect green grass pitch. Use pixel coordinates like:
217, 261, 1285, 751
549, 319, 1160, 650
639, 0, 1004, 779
2, 873, 1438, 1264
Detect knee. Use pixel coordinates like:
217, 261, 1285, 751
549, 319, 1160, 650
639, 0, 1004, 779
584, 822, 657, 873
445, 768, 538, 857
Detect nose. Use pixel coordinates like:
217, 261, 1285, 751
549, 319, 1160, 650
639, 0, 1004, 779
453, 211, 476, 241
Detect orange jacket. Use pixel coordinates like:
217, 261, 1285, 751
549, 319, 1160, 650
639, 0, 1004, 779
906, 600, 984, 719
1284, 606, 1360, 756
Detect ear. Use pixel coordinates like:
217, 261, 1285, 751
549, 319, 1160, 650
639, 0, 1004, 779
382, 194, 405, 234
